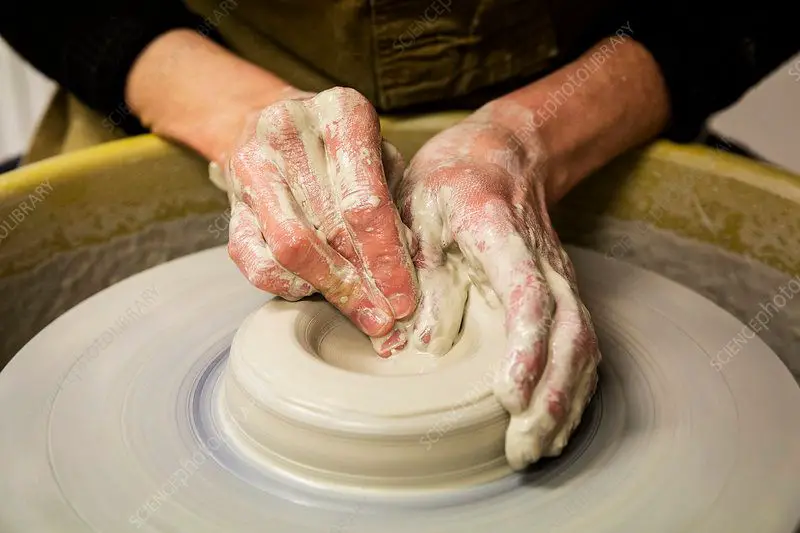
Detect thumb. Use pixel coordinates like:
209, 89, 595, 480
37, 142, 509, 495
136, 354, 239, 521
455, 224, 554, 415
411, 260, 470, 354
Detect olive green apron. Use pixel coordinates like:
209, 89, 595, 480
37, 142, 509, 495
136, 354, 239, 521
24, 0, 610, 164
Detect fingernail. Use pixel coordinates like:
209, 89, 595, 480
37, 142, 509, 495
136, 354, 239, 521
417, 327, 432, 346
389, 294, 415, 318
358, 307, 391, 334
375, 328, 407, 357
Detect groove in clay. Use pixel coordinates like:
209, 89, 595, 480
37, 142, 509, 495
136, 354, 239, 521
221, 288, 513, 489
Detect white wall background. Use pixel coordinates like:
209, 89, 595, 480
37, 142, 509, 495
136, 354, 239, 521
0, 38, 55, 163
708, 53, 800, 175
0, 36, 798, 172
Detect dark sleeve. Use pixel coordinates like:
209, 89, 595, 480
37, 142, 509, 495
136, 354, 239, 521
0, 2, 222, 134
584, 1, 799, 142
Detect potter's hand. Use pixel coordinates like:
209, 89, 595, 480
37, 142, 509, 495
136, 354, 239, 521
219, 87, 417, 337
393, 102, 600, 469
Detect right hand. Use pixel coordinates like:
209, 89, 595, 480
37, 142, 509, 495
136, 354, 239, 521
218, 87, 418, 344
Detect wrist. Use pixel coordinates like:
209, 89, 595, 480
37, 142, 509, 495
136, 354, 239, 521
125, 29, 300, 163
486, 36, 670, 204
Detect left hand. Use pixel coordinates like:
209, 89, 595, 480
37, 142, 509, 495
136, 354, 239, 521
391, 102, 601, 469
215, 88, 417, 340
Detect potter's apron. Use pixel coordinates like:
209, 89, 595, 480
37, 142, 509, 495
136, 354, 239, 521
24, 0, 612, 164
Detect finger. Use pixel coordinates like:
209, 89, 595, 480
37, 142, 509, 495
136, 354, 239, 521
259, 99, 360, 266
381, 138, 419, 275
505, 263, 599, 468
383, 140, 420, 264
232, 149, 394, 337
371, 139, 414, 360
446, 189, 554, 415
545, 361, 598, 457
411, 265, 471, 355
370, 320, 409, 357
372, 143, 414, 355
537, 266, 600, 456
505, 346, 595, 468
381, 138, 420, 281
489, 250, 553, 417
226, 200, 314, 300
400, 178, 469, 355
314, 88, 417, 319
354, 140, 416, 357
541, 262, 599, 410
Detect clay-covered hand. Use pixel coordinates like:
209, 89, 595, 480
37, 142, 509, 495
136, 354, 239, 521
392, 101, 601, 469
218, 87, 417, 338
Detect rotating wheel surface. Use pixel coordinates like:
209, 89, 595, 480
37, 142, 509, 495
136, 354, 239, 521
1, 245, 799, 533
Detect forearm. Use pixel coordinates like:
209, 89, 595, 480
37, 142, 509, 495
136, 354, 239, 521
581, 0, 799, 141
0, 1, 212, 134
125, 29, 296, 163
488, 37, 670, 204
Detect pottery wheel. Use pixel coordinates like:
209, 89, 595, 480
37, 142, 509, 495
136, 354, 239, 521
1, 245, 799, 532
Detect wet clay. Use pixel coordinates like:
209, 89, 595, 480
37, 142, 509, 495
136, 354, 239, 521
219, 211, 799, 484
221, 88, 417, 337
217, 94, 598, 472
220, 285, 513, 489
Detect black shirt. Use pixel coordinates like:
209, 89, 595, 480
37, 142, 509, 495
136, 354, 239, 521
1, 0, 797, 141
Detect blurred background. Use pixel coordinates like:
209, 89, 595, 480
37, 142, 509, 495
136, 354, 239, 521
6, 38, 796, 174
0, 39, 53, 169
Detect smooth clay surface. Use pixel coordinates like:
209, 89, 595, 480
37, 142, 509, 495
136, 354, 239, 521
221, 287, 513, 490
566, 217, 800, 380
